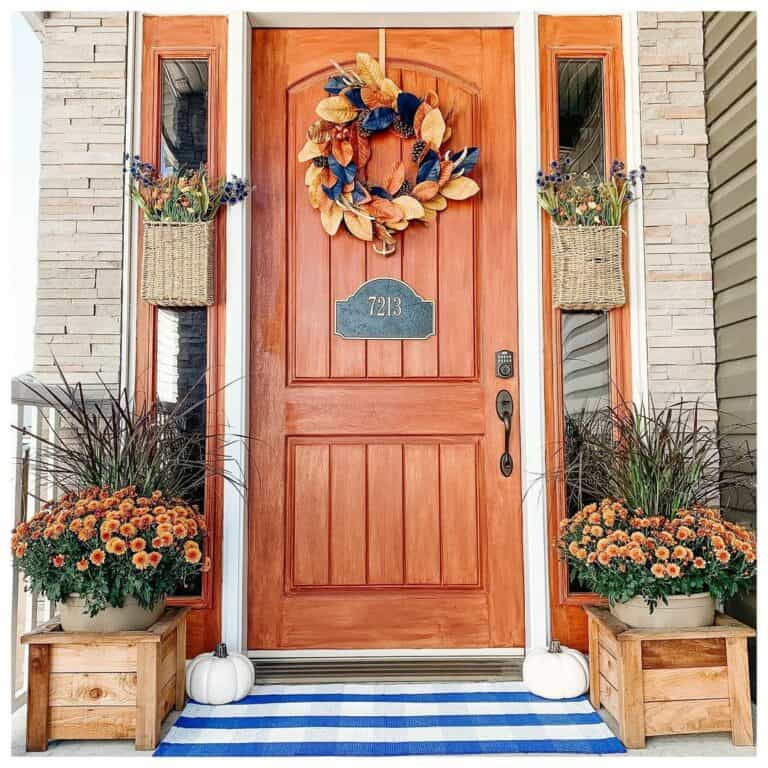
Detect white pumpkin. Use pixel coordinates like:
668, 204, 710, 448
186, 642, 255, 705
523, 640, 589, 700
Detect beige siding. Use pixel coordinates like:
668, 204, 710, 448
34, 12, 128, 389
703, 10, 756, 689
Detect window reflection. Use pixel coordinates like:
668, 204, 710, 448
156, 57, 210, 596
557, 57, 610, 593
160, 59, 209, 173
558, 59, 604, 177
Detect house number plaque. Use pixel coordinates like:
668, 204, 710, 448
334, 277, 435, 340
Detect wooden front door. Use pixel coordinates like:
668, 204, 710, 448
249, 28, 523, 649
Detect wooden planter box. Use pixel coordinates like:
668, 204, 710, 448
21, 607, 189, 752
585, 605, 754, 749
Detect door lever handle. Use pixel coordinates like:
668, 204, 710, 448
496, 390, 514, 478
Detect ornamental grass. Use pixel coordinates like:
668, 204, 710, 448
558, 499, 755, 610
11, 485, 210, 615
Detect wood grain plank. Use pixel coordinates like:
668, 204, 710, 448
135, 641, 160, 750
48, 673, 137, 706
587, 616, 601, 710
293, 444, 330, 585
726, 637, 753, 745
401, 69, 439, 378
436, 80, 476, 378
440, 443, 479, 585
644, 699, 731, 736
404, 443, 441, 584
26, 645, 50, 751
330, 228, 367, 377
620, 639, 646, 749
599, 673, 620, 721
643, 666, 729, 702
599, 644, 620, 688
641, 638, 727, 669
175, 616, 186, 710
50, 643, 137, 673
367, 443, 404, 584
48, 706, 136, 741
330, 443, 367, 584
365, 68, 403, 378
293, 85, 330, 379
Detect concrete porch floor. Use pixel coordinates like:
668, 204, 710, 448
11, 702, 756, 758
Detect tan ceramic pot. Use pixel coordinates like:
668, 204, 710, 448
60, 595, 166, 632
609, 592, 714, 629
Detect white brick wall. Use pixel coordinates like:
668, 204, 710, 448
35, 11, 127, 388
638, 11, 717, 414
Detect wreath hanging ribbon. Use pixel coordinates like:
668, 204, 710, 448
298, 52, 481, 255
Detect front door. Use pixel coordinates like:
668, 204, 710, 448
249, 28, 523, 649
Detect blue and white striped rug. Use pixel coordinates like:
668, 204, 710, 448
154, 682, 625, 756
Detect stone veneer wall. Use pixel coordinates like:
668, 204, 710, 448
637, 11, 717, 416
34, 11, 127, 388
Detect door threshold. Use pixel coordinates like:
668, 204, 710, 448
246, 650, 524, 684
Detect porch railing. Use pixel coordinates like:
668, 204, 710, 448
10, 377, 60, 712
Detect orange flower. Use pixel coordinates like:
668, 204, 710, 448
106, 537, 127, 556
597, 551, 611, 566
90, 548, 106, 566
148, 551, 163, 568
129, 537, 146, 553
78, 527, 96, 542
568, 541, 580, 556
201, 555, 211, 573
710, 535, 725, 550
672, 545, 689, 561
119, 523, 137, 538
52, 554, 65, 568
630, 532, 646, 544
676, 526, 693, 541
153, 533, 173, 548
14, 543, 27, 558
101, 518, 119, 534
655, 546, 670, 561
173, 523, 188, 538
151, 490, 163, 501
715, 550, 731, 564
184, 545, 202, 564
575, 548, 588, 560
651, 563, 666, 578
586, 552, 597, 565
590, 525, 603, 537
693, 556, 706, 569
666, 563, 681, 578
131, 551, 150, 570
605, 544, 619, 558
76, 558, 89, 572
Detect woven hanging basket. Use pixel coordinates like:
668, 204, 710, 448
551, 224, 626, 311
141, 220, 215, 307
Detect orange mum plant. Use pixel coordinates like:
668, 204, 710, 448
558, 499, 755, 611
12, 486, 210, 616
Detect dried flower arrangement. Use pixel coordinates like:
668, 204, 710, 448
298, 52, 480, 254
125, 154, 249, 222
536, 158, 645, 226
558, 500, 755, 611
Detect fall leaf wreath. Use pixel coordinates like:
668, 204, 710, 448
298, 52, 481, 254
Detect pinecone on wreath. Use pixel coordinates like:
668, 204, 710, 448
392, 114, 416, 139
411, 139, 427, 162
313, 156, 330, 168
395, 180, 412, 197
356, 110, 373, 138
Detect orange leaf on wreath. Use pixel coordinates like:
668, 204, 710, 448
366, 197, 404, 223
413, 102, 431, 135
332, 139, 354, 167
383, 161, 405, 196
411, 181, 440, 201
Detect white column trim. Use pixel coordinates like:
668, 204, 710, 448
623, 10, 650, 409
121, 11, 141, 398
221, 11, 251, 653
515, 11, 550, 651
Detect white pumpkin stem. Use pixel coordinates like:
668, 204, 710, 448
214, 642, 229, 658
549, 640, 562, 653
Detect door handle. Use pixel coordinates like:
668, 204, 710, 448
496, 390, 513, 478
